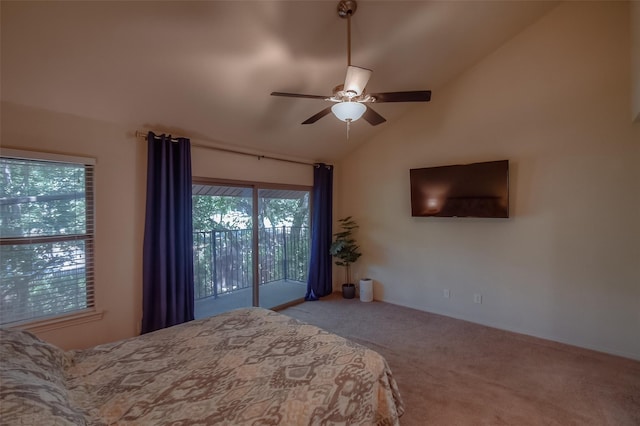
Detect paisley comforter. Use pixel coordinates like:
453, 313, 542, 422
1, 307, 404, 425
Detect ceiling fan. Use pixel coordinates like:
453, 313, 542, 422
271, 0, 431, 129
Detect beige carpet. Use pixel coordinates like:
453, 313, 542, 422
279, 294, 640, 426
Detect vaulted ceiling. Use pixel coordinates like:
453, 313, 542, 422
1, 1, 557, 163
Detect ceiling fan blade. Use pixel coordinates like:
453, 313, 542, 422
344, 66, 372, 96
362, 105, 387, 126
271, 92, 329, 100
369, 91, 432, 103
302, 107, 333, 124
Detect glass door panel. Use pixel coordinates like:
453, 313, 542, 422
192, 184, 253, 318
257, 188, 310, 309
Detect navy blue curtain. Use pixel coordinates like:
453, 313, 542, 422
305, 163, 333, 301
141, 132, 194, 334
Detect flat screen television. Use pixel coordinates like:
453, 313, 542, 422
410, 160, 509, 218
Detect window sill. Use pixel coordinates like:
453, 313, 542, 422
10, 309, 105, 334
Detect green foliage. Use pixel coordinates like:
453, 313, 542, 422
192, 195, 252, 231
329, 216, 362, 284
192, 192, 310, 232
1, 160, 86, 237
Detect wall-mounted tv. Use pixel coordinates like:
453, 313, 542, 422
410, 160, 509, 218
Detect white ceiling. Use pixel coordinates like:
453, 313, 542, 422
1, 1, 557, 163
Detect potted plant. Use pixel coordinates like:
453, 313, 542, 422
329, 216, 362, 299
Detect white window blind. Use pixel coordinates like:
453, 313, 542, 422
0, 152, 95, 326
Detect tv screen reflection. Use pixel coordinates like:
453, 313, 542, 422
410, 160, 509, 218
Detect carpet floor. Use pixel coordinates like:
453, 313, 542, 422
279, 294, 640, 426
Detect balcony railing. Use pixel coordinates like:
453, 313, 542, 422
193, 226, 310, 300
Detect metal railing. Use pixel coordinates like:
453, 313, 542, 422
193, 226, 310, 300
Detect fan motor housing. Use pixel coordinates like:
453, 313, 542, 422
337, 0, 357, 18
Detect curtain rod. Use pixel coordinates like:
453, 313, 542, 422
135, 131, 317, 167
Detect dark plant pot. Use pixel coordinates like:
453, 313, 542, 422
342, 283, 356, 299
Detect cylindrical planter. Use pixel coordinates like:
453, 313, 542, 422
342, 283, 356, 299
359, 278, 373, 302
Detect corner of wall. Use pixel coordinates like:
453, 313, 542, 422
632, 0, 640, 122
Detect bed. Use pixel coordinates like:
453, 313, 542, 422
0, 307, 404, 425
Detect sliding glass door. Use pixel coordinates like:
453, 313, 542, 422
192, 181, 310, 318
192, 184, 253, 318
258, 188, 310, 308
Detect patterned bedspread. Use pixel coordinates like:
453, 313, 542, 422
61, 307, 404, 425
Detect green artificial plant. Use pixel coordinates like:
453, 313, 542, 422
329, 216, 362, 284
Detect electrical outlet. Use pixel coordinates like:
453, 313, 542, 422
443, 289, 450, 298
474, 294, 482, 304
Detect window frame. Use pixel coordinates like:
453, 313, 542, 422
0, 148, 101, 330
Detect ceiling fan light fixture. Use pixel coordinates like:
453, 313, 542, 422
331, 101, 366, 122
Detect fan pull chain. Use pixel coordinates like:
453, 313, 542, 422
346, 119, 351, 140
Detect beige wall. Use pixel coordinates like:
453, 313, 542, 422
191, 146, 312, 185
1, 102, 312, 350
337, 2, 640, 359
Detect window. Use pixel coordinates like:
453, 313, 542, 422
0, 149, 95, 326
